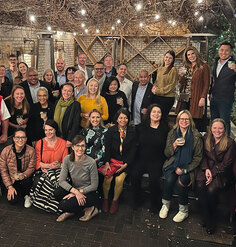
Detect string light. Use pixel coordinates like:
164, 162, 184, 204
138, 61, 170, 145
47, 26, 51, 31
136, 3, 142, 11
81, 23, 85, 28
81, 9, 86, 15
168, 20, 173, 25
111, 26, 115, 30
194, 11, 199, 16
73, 32, 76, 36
85, 29, 88, 33
199, 16, 204, 21
139, 22, 143, 27
96, 29, 100, 34
57, 31, 63, 36
117, 19, 121, 24
155, 14, 160, 20
172, 21, 176, 26
29, 15, 35, 22
197, 0, 203, 3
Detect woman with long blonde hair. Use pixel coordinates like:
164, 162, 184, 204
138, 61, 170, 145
196, 118, 236, 234
78, 78, 108, 127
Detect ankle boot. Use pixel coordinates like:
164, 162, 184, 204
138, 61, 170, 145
109, 200, 118, 214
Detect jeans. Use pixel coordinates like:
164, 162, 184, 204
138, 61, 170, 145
162, 172, 191, 205
210, 98, 234, 135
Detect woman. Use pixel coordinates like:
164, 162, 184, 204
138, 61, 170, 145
54, 135, 98, 222
159, 110, 203, 222
82, 109, 108, 168
65, 66, 77, 83
151, 50, 178, 119
73, 70, 86, 100
5, 85, 29, 137
101, 76, 128, 124
176, 46, 210, 131
0, 65, 12, 99
15, 62, 28, 84
0, 127, 35, 207
30, 120, 68, 213
78, 78, 108, 127
54, 82, 81, 147
28, 87, 54, 143
43, 69, 60, 99
101, 108, 136, 214
132, 104, 169, 211
196, 118, 236, 234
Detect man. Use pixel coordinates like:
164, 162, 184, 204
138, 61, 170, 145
74, 70, 86, 100
5, 54, 18, 85
104, 55, 117, 78
55, 58, 66, 86
209, 41, 236, 135
131, 70, 153, 125
88, 62, 108, 92
117, 63, 133, 108
20, 68, 53, 106
77, 53, 92, 81
0, 65, 12, 99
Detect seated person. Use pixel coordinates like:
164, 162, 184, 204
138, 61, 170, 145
0, 127, 35, 207
55, 135, 99, 222
159, 110, 203, 223
196, 118, 236, 234
30, 120, 68, 213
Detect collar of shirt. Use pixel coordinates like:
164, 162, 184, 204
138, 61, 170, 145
27, 81, 40, 88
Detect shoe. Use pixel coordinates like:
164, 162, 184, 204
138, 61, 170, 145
79, 206, 98, 222
173, 211, 188, 222
56, 212, 74, 222
102, 199, 109, 213
24, 195, 32, 208
159, 205, 169, 219
109, 200, 118, 214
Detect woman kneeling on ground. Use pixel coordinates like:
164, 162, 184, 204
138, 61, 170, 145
55, 135, 99, 222
159, 110, 203, 222
0, 127, 35, 207
196, 118, 236, 234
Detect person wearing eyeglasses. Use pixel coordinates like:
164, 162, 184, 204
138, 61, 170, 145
55, 135, 98, 222
20, 68, 53, 107
159, 110, 203, 223
0, 127, 35, 208
5, 54, 18, 85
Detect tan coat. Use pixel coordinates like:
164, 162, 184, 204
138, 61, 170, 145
176, 63, 210, 118
0, 144, 36, 188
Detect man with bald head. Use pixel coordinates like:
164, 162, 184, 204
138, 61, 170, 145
77, 53, 92, 81
131, 69, 153, 125
55, 58, 66, 86
20, 68, 53, 106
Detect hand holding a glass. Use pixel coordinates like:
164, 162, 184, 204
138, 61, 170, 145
228, 61, 236, 72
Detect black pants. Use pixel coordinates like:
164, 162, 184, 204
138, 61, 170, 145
152, 95, 175, 120
162, 172, 191, 205
54, 186, 98, 214
132, 162, 162, 208
197, 185, 219, 228
8, 177, 33, 204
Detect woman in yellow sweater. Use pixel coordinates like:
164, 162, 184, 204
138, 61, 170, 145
152, 50, 178, 120
78, 78, 109, 127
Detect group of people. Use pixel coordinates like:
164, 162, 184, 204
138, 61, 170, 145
0, 41, 235, 235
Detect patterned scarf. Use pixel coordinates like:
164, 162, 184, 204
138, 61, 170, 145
118, 125, 127, 154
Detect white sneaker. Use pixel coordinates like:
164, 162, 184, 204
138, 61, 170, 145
159, 205, 169, 219
24, 195, 32, 208
173, 211, 188, 223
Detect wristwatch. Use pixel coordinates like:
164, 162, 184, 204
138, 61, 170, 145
181, 169, 188, 174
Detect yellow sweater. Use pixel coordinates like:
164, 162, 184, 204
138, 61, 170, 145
154, 66, 178, 97
78, 95, 109, 127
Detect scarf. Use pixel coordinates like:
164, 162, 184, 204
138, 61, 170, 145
118, 125, 127, 154
12, 143, 27, 173
164, 128, 193, 177
54, 97, 74, 132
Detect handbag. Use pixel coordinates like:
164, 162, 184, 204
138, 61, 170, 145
98, 158, 123, 178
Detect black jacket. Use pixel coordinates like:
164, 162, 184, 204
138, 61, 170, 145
0, 77, 12, 99
210, 56, 236, 101
19, 80, 54, 107
104, 125, 136, 169
57, 101, 82, 142
131, 81, 153, 120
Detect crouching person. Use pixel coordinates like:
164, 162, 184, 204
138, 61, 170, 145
55, 135, 99, 222
0, 127, 35, 207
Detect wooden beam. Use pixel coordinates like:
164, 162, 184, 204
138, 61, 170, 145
97, 36, 112, 54
87, 37, 97, 51
158, 36, 173, 50
175, 45, 187, 56
120, 36, 124, 63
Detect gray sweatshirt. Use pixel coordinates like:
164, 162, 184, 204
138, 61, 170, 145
59, 155, 98, 194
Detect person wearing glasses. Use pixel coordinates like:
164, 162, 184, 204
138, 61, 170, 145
87, 62, 108, 93
0, 127, 35, 208
20, 68, 53, 107
159, 110, 203, 223
55, 135, 98, 222
5, 54, 18, 85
